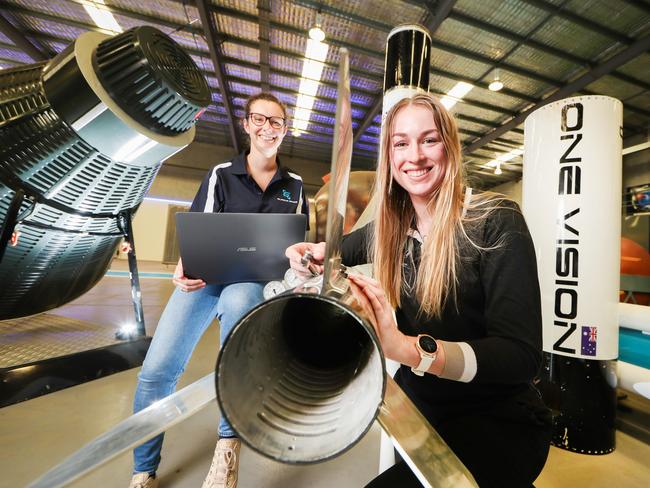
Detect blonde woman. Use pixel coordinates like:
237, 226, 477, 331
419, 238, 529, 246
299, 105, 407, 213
287, 93, 551, 487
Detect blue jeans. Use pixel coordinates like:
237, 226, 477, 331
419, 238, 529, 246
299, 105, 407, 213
132, 282, 265, 475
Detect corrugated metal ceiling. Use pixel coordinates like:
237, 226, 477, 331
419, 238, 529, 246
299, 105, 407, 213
0, 0, 648, 188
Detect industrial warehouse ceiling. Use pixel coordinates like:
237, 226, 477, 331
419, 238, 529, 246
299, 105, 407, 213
0, 0, 649, 188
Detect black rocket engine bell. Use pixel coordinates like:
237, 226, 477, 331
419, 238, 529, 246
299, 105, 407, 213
382, 24, 431, 117
0, 26, 211, 320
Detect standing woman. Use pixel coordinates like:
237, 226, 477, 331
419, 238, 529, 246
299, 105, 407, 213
129, 93, 308, 488
287, 93, 551, 487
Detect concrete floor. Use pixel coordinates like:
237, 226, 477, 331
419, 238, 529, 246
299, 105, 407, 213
1, 260, 650, 488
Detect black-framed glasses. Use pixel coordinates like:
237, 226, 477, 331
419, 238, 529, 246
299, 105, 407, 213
247, 112, 286, 129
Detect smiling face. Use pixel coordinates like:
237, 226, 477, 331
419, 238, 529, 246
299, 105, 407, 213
389, 103, 448, 207
243, 99, 288, 158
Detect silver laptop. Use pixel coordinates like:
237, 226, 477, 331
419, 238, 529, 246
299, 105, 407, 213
175, 212, 307, 285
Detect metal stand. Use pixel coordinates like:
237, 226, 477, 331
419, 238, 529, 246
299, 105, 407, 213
0, 189, 24, 265
116, 210, 146, 339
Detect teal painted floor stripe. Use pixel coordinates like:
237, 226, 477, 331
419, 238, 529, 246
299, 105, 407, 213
106, 270, 173, 279
620, 327, 650, 370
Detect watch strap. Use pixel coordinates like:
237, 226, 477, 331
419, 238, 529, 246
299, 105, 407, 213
411, 355, 435, 376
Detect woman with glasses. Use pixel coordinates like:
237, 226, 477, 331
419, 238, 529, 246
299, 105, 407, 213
287, 93, 551, 487
129, 93, 308, 488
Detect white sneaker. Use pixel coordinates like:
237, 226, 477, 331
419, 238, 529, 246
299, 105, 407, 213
128, 472, 158, 488
202, 438, 241, 488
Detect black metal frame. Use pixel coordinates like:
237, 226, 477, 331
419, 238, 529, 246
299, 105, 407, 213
116, 210, 147, 339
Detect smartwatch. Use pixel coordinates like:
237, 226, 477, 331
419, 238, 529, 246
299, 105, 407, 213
411, 334, 438, 376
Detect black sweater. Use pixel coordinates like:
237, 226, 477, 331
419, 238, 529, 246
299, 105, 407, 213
341, 201, 547, 425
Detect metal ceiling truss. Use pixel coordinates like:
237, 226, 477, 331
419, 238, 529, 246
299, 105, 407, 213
0, 11, 49, 61
280, 1, 650, 132
520, 0, 637, 45
1, 0, 647, 187
411, 0, 650, 92
257, 0, 271, 92
464, 33, 650, 154
206, 1, 563, 90
621, 0, 650, 15
295, 0, 650, 97
7, 0, 650, 117
195, 0, 242, 153
183, 3, 650, 124
199, 0, 649, 148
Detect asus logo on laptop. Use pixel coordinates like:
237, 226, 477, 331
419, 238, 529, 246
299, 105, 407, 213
236, 247, 257, 252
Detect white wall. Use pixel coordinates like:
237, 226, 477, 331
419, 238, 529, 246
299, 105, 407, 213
131, 200, 172, 262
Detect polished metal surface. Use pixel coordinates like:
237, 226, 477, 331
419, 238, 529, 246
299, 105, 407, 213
378, 377, 478, 487
216, 292, 385, 464
27, 373, 216, 488
322, 48, 352, 294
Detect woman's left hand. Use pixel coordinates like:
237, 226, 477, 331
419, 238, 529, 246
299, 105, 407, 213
347, 273, 410, 361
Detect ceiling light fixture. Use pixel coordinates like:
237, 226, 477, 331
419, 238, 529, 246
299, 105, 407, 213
485, 147, 524, 173
488, 68, 503, 92
293, 34, 329, 134
308, 12, 325, 42
440, 81, 474, 110
83, 0, 122, 33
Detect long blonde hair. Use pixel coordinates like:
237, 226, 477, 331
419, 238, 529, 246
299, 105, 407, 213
371, 93, 502, 318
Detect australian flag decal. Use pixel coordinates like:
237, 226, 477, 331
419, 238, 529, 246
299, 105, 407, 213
581, 326, 597, 357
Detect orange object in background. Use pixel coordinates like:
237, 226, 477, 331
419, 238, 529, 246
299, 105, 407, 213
313, 171, 376, 242
621, 237, 650, 305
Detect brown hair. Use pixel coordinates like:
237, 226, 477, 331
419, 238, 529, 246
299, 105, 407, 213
371, 93, 503, 318
244, 92, 288, 119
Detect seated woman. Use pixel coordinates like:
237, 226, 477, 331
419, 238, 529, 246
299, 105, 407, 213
287, 92, 551, 488
129, 92, 308, 488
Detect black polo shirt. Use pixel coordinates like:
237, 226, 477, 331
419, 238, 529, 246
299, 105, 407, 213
190, 151, 309, 225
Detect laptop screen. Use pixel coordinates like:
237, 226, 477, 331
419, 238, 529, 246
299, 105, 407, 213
175, 212, 307, 284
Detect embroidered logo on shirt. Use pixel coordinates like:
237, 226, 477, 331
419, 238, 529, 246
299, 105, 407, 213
277, 188, 298, 204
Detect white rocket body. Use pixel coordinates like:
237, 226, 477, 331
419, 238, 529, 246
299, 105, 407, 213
523, 96, 623, 361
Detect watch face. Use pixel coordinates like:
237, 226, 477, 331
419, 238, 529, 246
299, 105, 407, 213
419, 335, 438, 354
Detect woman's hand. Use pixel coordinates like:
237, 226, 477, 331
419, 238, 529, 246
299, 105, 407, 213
285, 241, 326, 277
347, 273, 411, 362
172, 257, 206, 293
